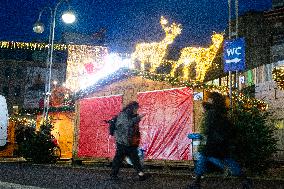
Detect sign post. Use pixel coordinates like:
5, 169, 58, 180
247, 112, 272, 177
223, 37, 245, 73
223, 37, 245, 107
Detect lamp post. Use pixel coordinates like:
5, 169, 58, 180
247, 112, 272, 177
33, 0, 75, 122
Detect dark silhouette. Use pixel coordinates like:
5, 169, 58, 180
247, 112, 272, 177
110, 101, 148, 181
187, 92, 252, 189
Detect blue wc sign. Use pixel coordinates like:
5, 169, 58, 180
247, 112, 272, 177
223, 37, 246, 72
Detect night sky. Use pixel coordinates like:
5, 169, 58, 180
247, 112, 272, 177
0, 0, 272, 53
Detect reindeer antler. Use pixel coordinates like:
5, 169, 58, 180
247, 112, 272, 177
160, 16, 182, 36
160, 16, 168, 26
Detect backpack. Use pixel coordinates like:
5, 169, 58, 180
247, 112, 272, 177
106, 116, 117, 136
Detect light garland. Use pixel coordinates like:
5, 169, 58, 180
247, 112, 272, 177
65, 44, 109, 91
130, 16, 223, 82
75, 67, 267, 110
9, 116, 36, 126
170, 33, 224, 82
17, 105, 75, 116
272, 67, 284, 90
232, 92, 268, 111
131, 16, 182, 72
75, 67, 228, 99
0, 41, 67, 51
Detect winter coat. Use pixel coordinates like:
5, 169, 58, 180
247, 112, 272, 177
200, 104, 236, 158
114, 111, 141, 146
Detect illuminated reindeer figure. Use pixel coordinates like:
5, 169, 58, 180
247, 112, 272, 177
170, 33, 224, 82
131, 16, 182, 72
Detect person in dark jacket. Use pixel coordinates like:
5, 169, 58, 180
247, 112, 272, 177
187, 92, 251, 189
110, 101, 148, 181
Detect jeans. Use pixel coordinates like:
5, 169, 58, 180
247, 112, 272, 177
194, 153, 241, 177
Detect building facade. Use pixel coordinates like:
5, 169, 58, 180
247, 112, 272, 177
0, 43, 67, 114
208, 4, 284, 160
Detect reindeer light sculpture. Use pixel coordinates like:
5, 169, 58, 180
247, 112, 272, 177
131, 16, 182, 72
170, 33, 224, 82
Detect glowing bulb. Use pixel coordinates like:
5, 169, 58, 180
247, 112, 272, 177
62, 11, 76, 24
33, 21, 45, 33
53, 80, 58, 86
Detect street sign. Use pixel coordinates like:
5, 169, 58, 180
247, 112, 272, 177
223, 37, 245, 72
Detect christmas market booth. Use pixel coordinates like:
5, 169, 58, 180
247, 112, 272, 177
71, 68, 209, 165
34, 86, 75, 159
67, 19, 225, 164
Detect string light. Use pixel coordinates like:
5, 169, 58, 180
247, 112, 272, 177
170, 33, 224, 82
272, 67, 284, 90
131, 16, 182, 72
9, 116, 36, 126
65, 44, 109, 91
74, 67, 228, 99
0, 41, 67, 51
73, 67, 266, 111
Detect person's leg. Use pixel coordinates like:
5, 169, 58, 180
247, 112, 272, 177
187, 153, 207, 189
224, 158, 252, 189
194, 153, 207, 177
223, 158, 241, 176
111, 143, 126, 178
207, 156, 225, 170
128, 146, 147, 180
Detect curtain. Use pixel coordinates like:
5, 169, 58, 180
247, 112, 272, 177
138, 87, 193, 160
77, 95, 122, 158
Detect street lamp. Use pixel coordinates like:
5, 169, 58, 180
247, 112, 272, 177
33, 0, 76, 122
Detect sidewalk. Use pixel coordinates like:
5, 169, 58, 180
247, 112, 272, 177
0, 157, 284, 188
0, 157, 26, 163
0, 159, 284, 189
1, 157, 284, 178
0, 181, 45, 189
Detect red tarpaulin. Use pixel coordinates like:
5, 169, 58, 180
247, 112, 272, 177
138, 87, 193, 160
76, 87, 193, 160
77, 95, 122, 158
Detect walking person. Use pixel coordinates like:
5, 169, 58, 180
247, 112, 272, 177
187, 92, 252, 189
110, 101, 149, 181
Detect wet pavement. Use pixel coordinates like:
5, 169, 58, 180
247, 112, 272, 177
0, 161, 283, 189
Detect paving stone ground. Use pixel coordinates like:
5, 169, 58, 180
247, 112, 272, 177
0, 160, 283, 189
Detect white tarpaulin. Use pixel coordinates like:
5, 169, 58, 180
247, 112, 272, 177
0, 95, 8, 146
